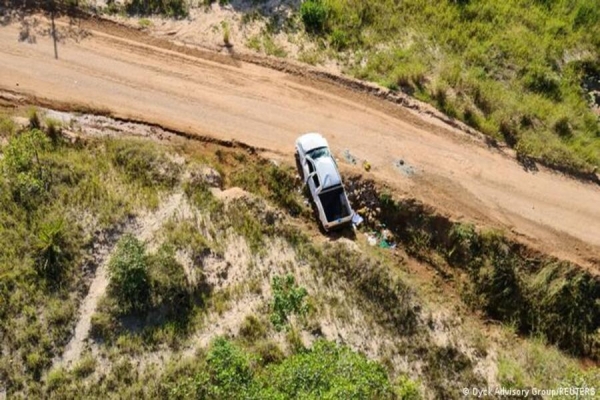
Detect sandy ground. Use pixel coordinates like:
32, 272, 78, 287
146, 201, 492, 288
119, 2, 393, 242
0, 15, 598, 270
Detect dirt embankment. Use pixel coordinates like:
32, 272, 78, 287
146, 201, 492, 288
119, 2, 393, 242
0, 12, 599, 273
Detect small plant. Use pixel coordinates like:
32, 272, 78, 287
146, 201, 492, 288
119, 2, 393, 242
238, 315, 266, 342
108, 235, 151, 314
0, 115, 16, 137
270, 274, 308, 331
148, 244, 191, 317
138, 18, 152, 28
2, 129, 51, 208
262, 35, 287, 58
73, 354, 97, 378
300, 0, 329, 34
44, 118, 62, 143
27, 107, 41, 130
395, 374, 421, 399
222, 21, 231, 47
35, 217, 75, 281
329, 28, 348, 51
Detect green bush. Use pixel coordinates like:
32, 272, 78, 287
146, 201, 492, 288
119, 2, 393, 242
206, 337, 254, 399
125, 0, 188, 17
148, 245, 191, 317
2, 129, 51, 209
108, 235, 151, 314
329, 28, 348, 50
300, 0, 329, 34
35, 217, 77, 281
161, 338, 403, 399
264, 339, 395, 399
270, 274, 308, 331
0, 115, 16, 137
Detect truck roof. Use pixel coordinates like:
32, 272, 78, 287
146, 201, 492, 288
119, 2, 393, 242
296, 133, 329, 153
314, 156, 342, 189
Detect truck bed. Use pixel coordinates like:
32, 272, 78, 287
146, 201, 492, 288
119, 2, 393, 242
319, 186, 351, 222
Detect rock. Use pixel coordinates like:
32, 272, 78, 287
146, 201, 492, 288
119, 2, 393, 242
188, 164, 222, 188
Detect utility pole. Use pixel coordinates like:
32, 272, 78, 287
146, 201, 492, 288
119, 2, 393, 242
51, 0, 58, 59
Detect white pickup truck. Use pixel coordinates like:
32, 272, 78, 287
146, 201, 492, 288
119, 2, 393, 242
295, 133, 353, 231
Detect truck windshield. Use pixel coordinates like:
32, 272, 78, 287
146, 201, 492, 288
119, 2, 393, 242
308, 147, 331, 160
319, 186, 351, 222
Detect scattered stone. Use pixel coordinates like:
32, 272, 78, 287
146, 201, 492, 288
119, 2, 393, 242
394, 159, 417, 177
343, 149, 357, 165
188, 164, 223, 188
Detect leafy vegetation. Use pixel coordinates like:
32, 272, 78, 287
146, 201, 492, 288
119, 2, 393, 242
2, 108, 598, 398
109, 138, 181, 189
107, 235, 151, 314
270, 274, 308, 331
348, 179, 600, 358
160, 337, 401, 399
92, 238, 202, 347
294, 0, 600, 173
0, 120, 167, 394
300, 0, 329, 34
125, 0, 188, 17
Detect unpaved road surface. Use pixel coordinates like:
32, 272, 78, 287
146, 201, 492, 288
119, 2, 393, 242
0, 15, 599, 269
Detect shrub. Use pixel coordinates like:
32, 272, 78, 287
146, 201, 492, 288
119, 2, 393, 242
72, 354, 97, 378
35, 217, 77, 281
2, 129, 51, 208
148, 245, 191, 317
125, 0, 188, 17
329, 28, 348, 50
44, 118, 62, 143
263, 339, 396, 399
160, 338, 402, 399
300, 0, 329, 34
270, 274, 308, 331
27, 107, 40, 130
206, 337, 254, 398
253, 340, 284, 366
238, 315, 266, 342
108, 235, 151, 314
0, 115, 16, 137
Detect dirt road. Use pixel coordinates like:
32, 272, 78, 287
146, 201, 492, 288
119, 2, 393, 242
0, 15, 598, 269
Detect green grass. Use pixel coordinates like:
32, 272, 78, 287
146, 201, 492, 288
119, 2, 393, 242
229, 157, 308, 218
270, 274, 308, 331
350, 181, 600, 359
0, 123, 180, 394
293, 0, 600, 173
2, 109, 599, 398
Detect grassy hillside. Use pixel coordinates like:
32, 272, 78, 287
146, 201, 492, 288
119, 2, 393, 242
1, 108, 599, 398
297, 0, 600, 173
